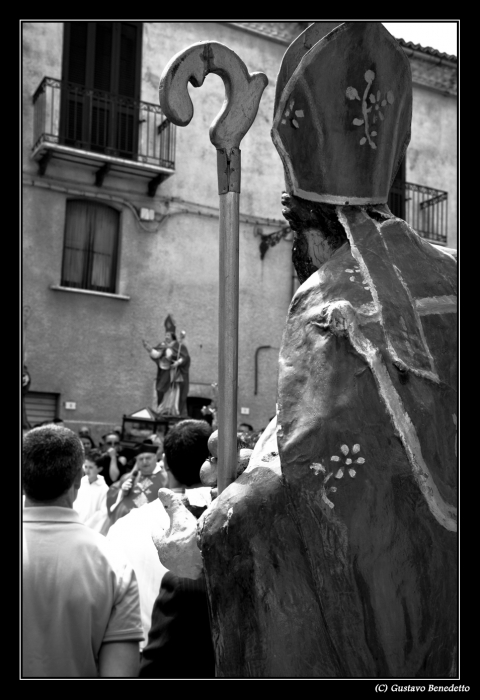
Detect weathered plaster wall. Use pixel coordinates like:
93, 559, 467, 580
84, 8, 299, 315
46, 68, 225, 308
23, 184, 291, 432
23, 21, 293, 434
22, 22, 63, 174
141, 21, 287, 219
22, 22, 457, 437
408, 84, 457, 248
142, 22, 292, 428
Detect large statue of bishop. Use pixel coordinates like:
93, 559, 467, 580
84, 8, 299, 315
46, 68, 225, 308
160, 22, 458, 678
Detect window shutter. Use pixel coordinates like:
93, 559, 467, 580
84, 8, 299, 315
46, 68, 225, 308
66, 22, 88, 86
25, 392, 59, 427
93, 22, 113, 92
90, 204, 119, 292
118, 24, 138, 97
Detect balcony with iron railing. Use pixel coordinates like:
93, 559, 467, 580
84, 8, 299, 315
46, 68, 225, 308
388, 180, 448, 245
31, 77, 176, 196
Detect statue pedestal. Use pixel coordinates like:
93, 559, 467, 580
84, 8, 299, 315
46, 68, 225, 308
121, 407, 184, 446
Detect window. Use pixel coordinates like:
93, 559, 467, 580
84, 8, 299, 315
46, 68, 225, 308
61, 200, 120, 293
24, 392, 59, 427
61, 22, 142, 158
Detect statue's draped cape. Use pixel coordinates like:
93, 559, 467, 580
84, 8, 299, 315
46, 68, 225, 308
200, 211, 457, 677
200, 22, 456, 678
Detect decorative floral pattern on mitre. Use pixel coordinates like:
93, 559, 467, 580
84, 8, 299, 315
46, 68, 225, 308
310, 444, 365, 509
343, 264, 369, 290
346, 70, 394, 150
281, 98, 305, 130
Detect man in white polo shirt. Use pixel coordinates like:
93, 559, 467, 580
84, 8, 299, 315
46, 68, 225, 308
22, 424, 144, 678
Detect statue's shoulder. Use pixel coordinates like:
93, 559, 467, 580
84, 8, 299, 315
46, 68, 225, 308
290, 244, 368, 314
200, 463, 287, 548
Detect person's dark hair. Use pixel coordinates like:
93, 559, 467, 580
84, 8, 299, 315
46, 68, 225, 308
163, 419, 212, 487
84, 448, 104, 466
102, 431, 120, 442
79, 434, 95, 449
22, 424, 84, 501
281, 192, 349, 284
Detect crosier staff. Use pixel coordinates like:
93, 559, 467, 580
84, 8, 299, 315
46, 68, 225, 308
173, 330, 186, 379
170, 329, 186, 416
160, 42, 268, 493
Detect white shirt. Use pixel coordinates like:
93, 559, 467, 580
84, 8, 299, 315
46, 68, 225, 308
23, 506, 143, 677
107, 499, 170, 647
106, 483, 211, 647
74, 475, 108, 526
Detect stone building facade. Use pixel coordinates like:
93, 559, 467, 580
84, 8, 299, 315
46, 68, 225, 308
22, 22, 457, 438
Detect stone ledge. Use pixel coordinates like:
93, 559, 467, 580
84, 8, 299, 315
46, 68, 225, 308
50, 285, 130, 300
409, 53, 457, 96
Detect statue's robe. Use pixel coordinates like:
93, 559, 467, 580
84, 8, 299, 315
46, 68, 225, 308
200, 209, 457, 678
154, 341, 190, 416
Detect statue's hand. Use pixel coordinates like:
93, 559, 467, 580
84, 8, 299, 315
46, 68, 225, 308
152, 488, 204, 579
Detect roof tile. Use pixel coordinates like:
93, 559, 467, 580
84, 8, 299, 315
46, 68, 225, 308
396, 38, 457, 63
230, 22, 457, 63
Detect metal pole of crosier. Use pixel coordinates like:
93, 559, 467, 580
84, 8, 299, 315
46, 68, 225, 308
160, 42, 268, 493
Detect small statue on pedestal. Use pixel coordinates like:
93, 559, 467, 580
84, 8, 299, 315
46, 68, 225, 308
143, 314, 190, 417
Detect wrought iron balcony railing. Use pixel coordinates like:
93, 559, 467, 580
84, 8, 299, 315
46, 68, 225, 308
32, 77, 176, 172
388, 181, 448, 244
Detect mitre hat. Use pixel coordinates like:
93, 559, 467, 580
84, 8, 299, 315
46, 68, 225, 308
164, 314, 176, 336
271, 22, 412, 205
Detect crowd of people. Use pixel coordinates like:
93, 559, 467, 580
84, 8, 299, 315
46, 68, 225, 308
22, 417, 264, 678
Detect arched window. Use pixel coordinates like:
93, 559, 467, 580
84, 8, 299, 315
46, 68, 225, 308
61, 200, 120, 293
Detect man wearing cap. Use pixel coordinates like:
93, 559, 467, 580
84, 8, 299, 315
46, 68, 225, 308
106, 441, 167, 526
198, 22, 457, 677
